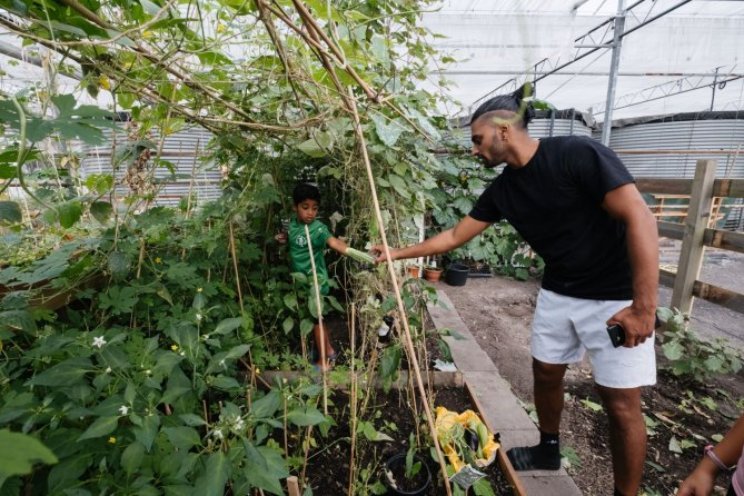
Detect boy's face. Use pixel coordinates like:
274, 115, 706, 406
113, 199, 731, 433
293, 199, 319, 224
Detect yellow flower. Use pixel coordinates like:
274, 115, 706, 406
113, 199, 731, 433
171, 343, 179, 351
216, 23, 226, 34
98, 74, 111, 90
142, 30, 154, 40
108, 436, 117, 444
197, 287, 203, 293
255, 367, 260, 375
155, 257, 162, 264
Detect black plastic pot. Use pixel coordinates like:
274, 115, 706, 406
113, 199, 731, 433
384, 452, 432, 496
445, 263, 470, 286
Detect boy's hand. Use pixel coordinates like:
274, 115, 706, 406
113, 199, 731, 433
275, 232, 287, 244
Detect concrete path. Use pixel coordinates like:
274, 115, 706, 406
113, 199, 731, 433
428, 289, 582, 496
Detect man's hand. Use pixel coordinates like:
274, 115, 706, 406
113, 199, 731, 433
607, 305, 656, 348
371, 245, 399, 264
274, 232, 287, 244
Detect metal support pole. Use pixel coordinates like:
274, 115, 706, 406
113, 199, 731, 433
710, 67, 720, 111
600, 0, 626, 146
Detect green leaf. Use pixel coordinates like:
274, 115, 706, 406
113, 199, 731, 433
283, 293, 298, 310
107, 251, 131, 278
371, 113, 406, 147
58, 201, 82, 228
0, 163, 16, 179
134, 414, 160, 452
85, 174, 114, 194
77, 416, 118, 441
160, 385, 191, 405
211, 376, 240, 390
193, 452, 230, 496
121, 442, 145, 475
662, 341, 684, 361
250, 390, 280, 419
579, 398, 603, 413
244, 442, 288, 495
164, 427, 201, 450
286, 406, 326, 427
387, 173, 408, 197
297, 138, 326, 158
282, 316, 294, 334
0, 309, 36, 333
0, 201, 21, 224
0, 430, 57, 476
178, 414, 207, 427
213, 317, 243, 335
300, 319, 314, 337
379, 345, 401, 380
28, 357, 91, 387
90, 201, 113, 223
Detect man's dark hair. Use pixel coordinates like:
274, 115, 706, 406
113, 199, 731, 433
470, 83, 536, 129
292, 183, 321, 205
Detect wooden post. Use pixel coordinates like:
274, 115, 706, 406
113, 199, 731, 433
671, 159, 717, 315
286, 476, 301, 496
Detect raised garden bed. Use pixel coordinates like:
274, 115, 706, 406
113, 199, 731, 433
274, 382, 524, 495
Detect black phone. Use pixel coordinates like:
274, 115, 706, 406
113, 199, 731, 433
607, 315, 662, 348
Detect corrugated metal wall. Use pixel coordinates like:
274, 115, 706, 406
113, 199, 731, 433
607, 119, 744, 179
450, 114, 593, 149
80, 126, 222, 207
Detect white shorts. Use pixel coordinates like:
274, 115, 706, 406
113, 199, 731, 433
531, 288, 656, 389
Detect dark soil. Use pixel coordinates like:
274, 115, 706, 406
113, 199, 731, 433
439, 277, 744, 496
296, 387, 515, 495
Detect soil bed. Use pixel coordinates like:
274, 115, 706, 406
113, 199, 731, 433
293, 387, 515, 495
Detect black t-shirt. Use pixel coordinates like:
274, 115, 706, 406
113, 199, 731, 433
469, 136, 635, 300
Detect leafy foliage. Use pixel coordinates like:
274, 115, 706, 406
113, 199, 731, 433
657, 307, 742, 381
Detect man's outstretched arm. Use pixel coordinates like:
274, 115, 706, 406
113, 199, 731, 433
373, 216, 491, 263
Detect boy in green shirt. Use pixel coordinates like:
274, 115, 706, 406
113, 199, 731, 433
276, 183, 350, 371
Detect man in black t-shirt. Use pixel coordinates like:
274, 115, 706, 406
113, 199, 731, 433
373, 85, 658, 496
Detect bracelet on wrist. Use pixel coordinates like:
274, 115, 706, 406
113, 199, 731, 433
704, 445, 735, 472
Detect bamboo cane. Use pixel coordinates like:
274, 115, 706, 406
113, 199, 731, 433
347, 304, 357, 495
346, 88, 452, 496
304, 223, 329, 415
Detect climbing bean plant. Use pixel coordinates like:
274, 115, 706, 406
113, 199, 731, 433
0, 0, 526, 493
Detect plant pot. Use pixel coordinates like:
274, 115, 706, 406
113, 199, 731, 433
384, 452, 432, 496
423, 267, 443, 282
445, 263, 469, 287
406, 265, 421, 278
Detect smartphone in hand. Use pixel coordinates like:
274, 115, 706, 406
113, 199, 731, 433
607, 315, 662, 348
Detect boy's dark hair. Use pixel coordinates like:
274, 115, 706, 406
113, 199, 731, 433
292, 183, 321, 205
470, 83, 536, 129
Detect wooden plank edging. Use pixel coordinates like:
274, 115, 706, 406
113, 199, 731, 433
464, 380, 527, 496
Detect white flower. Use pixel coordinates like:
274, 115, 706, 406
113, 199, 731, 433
195, 313, 203, 322
105, 367, 112, 373
144, 369, 152, 376
92, 336, 107, 348
179, 351, 185, 356
233, 417, 245, 431
119, 405, 129, 416
213, 429, 224, 440
219, 359, 226, 368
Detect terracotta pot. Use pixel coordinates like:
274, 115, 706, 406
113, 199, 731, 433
406, 266, 421, 278
423, 267, 443, 282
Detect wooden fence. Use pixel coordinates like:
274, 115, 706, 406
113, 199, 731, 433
636, 159, 744, 316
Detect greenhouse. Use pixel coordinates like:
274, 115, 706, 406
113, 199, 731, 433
1, 1, 743, 495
